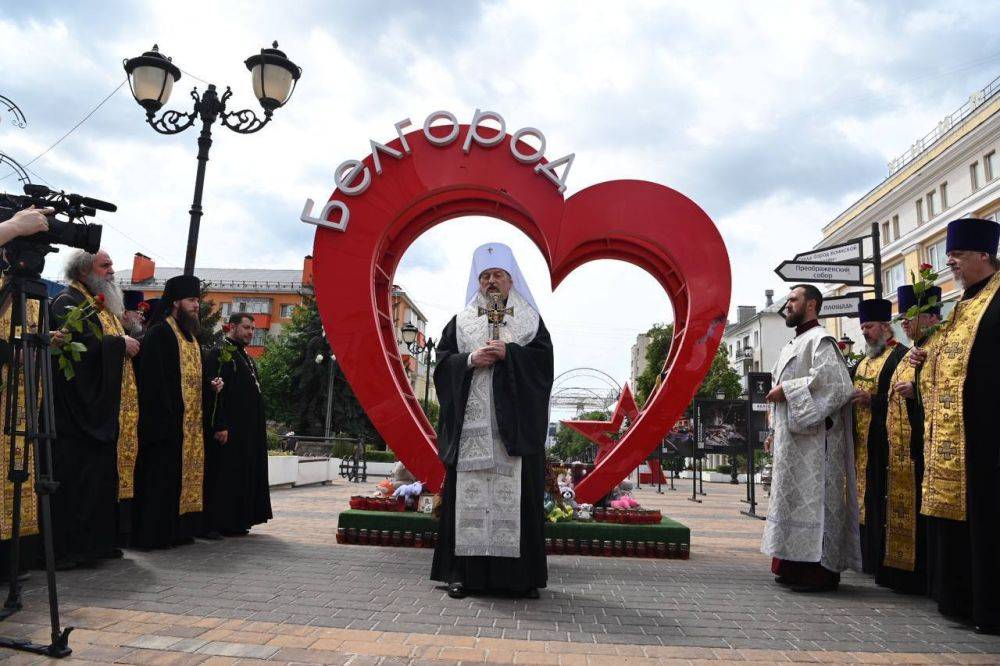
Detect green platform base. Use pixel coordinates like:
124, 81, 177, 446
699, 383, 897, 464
337, 510, 691, 558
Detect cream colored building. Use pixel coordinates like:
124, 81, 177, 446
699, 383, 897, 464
815, 75, 1000, 342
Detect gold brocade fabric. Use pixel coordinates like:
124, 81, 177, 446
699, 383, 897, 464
884, 360, 918, 571
919, 271, 1000, 521
0, 293, 39, 539
853, 349, 893, 525
166, 317, 204, 516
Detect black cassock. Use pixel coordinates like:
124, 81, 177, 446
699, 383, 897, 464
131, 321, 211, 548
48, 286, 125, 564
431, 315, 553, 594
203, 341, 272, 534
854, 342, 907, 575
927, 276, 1000, 629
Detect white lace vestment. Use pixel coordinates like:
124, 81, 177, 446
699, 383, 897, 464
453, 288, 539, 558
761, 324, 862, 573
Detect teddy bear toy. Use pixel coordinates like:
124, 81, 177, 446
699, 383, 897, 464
392, 480, 423, 508
559, 485, 577, 509
574, 503, 593, 521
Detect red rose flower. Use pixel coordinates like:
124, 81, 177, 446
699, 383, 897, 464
222, 323, 233, 333
920, 263, 933, 271
837, 341, 846, 350
137, 301, 150, 312
94, 294, 106, 311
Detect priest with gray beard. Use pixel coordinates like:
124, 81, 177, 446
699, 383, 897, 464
49, 249, 140, 568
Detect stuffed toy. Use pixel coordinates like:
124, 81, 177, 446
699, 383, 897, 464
611, 496, 639, 509
547, 504, 574, 523
559, 485, 577, 509
375, 478, 395, 497
574, 503, 593, 521
391, 461, 416, 484
392, 480, 423, 508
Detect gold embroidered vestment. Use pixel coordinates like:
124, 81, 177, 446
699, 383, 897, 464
884, 360, 918, 571
919, 271, 1000, 521
166, 317, 204, 516
853, 349, 894, 525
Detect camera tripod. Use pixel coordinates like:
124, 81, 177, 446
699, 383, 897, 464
0, 273, 72, 658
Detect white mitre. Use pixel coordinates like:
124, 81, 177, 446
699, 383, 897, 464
464, 242, 540, 313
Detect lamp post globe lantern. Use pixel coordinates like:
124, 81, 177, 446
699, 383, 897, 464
400, 322, 419, 346
245, 41, 302, 114
123, 41, 301, 276
123, 44, 181, 115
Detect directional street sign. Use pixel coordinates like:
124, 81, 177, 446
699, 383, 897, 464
794, 238, 865, 264
818, 292, 865, 319
774, 260, 864, 285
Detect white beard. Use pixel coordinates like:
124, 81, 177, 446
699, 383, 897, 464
83, 274, 124, 318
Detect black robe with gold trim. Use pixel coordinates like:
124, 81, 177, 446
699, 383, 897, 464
853, 342, 908, 575
923, 274, 1000, 628
131, 319, 212, 548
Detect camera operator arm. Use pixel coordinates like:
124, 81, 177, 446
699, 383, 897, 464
0, 207, 53, 246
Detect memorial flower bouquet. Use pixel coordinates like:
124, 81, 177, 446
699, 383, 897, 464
52, 294, 105, 380
209, 324, 237, 427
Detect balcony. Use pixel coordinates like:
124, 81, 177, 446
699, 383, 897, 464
252, 313, 271, 329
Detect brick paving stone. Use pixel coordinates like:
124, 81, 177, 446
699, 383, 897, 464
0, 481, 994, 664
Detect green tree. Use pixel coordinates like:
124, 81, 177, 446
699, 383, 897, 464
635, 323, 674, 406
197, 281, 223, 347
549, 410, 608, 462
634, 322, 741, 405
257, 293, 382, 443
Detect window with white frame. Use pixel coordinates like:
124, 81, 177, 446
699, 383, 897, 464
233, 297, 271, 314
250, 328, 268, 346
971, 161, 982, 190
916, 199, 924, 224
220, 302, 232, 317
940, 182, 948, 210
926, 191, 936, 218
926, 238, 947, 271
279, 303, 296, 318
881, 221, 890, 244
883, 262, 905, 292
892, 214, 900, 240
986, 151, 996, 181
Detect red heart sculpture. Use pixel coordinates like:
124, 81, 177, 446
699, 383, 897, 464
311, 127, 730, 504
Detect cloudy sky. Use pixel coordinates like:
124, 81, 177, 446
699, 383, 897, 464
2, 1, 999, 417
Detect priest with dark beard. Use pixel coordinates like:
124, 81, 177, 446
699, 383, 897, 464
431, 243, 553, 600
49, 249, 140, 568
131, 275, 222, 549
203, 313, 272, 536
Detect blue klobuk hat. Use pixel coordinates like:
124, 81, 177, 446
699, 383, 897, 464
897, 285, 942, 316
945, 218, 1000, 255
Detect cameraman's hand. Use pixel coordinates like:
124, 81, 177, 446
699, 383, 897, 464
8, 206, 52, 237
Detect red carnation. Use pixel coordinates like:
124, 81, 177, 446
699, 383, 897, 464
137, 301, 150, 312
222, 323, 234, 333
920, 263, 933, 271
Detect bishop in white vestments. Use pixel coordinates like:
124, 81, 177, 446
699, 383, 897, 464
763, 284, 861, 593
431, 243, 554, 600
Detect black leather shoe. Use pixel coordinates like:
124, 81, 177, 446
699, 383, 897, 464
791, 581, 839, 593
523, 588, 540, 599
447, 583, 466, 599
975, 625, 1000, 635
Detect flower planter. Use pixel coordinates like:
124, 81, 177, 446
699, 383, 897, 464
267, 455, 299, 487
295, 457, 332, 486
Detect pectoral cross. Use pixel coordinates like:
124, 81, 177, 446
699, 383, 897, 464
478, 292, 513, 340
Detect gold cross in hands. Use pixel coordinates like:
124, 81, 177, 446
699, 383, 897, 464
478, 291, 513, 340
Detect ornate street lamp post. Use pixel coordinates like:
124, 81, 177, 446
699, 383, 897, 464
123, 42, 301, 275
401, 322, 436, 414
314, 352, 337, 440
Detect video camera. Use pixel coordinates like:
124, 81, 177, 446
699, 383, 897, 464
0, 183, 112, 276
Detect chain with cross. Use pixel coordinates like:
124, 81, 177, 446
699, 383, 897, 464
478, 292, 513, 340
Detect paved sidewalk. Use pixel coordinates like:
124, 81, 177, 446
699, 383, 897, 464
0, 477, 997, 664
